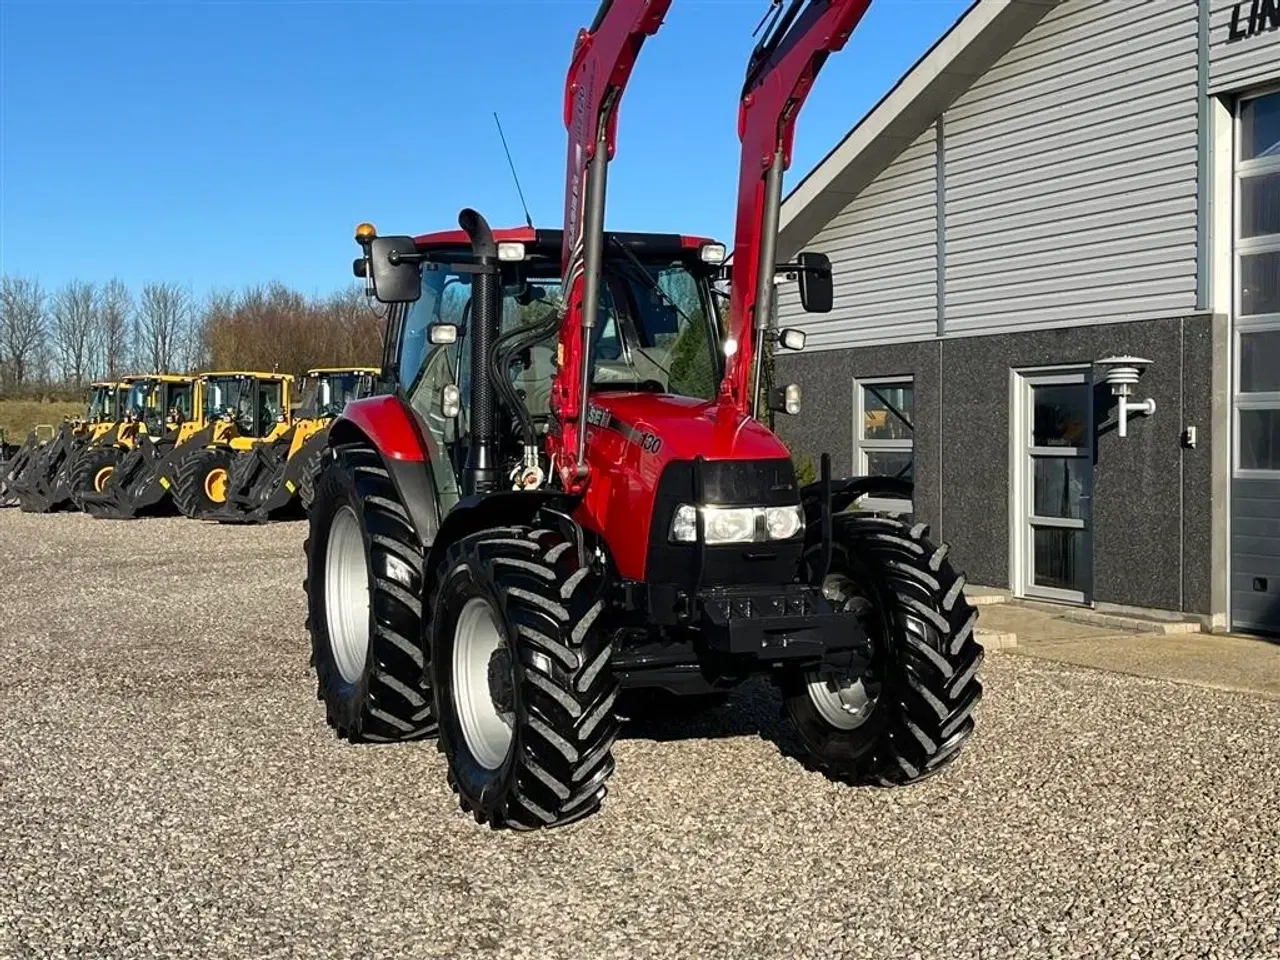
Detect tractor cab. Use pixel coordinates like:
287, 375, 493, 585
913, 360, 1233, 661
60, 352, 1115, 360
386, 228, 744, 509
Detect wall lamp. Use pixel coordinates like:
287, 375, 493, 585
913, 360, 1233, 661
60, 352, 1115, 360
1095, 355, 1156, 438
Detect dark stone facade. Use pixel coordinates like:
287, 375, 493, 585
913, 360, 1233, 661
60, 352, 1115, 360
775, 314, 1214, 615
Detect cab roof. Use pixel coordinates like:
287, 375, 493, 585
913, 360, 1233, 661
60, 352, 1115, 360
412, 226, 720, 262
199, 370, 295, 381
305, 367, 380, 375
118, 373, 198, 383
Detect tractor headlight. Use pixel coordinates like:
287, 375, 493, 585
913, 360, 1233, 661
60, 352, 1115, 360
765, 504, 804, 540
669, 503, 805, 544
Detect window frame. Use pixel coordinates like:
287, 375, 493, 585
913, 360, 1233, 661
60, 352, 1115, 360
852, 374, 914, 515
1234, 86, 1280, 478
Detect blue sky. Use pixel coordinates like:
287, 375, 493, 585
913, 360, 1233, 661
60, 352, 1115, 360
1, 0, 972, 299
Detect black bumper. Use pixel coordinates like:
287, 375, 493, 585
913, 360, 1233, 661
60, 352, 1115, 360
696, 583, 864, 661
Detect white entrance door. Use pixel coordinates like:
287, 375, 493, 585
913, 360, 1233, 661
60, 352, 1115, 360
1011, 368, 1095, 604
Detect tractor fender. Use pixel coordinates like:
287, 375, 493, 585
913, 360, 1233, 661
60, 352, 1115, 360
333, 395, 426, 463
800, 474, 914, 522
327, 401, 443, 551
423, 490, 584, 588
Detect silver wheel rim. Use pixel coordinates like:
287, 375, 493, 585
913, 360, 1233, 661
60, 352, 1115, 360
806, 573, 880, 731
453, 596, 515, 771
325, 505, 370, 684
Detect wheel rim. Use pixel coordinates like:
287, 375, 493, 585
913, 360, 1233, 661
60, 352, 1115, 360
93, 465, 114, 492
325, 506, 371, 684
453, 596, 516, 771
805, 572, 883, 731
204, 466, 228, 503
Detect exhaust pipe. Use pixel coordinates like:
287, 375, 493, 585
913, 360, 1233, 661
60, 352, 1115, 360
458, 208, 502, 495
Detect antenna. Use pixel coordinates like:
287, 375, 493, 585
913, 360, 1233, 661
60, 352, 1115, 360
493, 112, 535, 230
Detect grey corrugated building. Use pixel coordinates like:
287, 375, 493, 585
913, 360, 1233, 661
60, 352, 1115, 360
772, 0, 1279, 637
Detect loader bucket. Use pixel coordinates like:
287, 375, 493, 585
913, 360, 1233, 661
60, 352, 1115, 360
205, 422, 332, 524
0, 433, 42, 508
12, 424, 86, 513
201, 443, 282, 524
78, 429, 205, 520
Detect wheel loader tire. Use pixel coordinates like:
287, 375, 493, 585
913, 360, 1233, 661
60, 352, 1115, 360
70, 446, 123, 510
297, 446, 323, 512
172, 447, 235, 519
781, 513, 983, 786
305, 444, 436, 744
429, 519, 620, 830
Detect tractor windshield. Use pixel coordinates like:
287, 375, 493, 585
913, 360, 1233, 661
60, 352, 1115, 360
399, 251, 724, 413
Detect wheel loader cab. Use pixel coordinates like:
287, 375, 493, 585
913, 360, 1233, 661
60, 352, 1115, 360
202, 373, 293, 446
298, 369, 379, 420
85, 382, 121, 424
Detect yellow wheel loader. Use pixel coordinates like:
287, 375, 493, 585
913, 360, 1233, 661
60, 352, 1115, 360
71, 374, 198, 511
206, 367, 380, 524
6, 379, 131, 513
167, 371, 297, 521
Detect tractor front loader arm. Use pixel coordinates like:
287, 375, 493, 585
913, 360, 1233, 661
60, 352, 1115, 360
549, 0, 675, 494
722, 0, 872, 414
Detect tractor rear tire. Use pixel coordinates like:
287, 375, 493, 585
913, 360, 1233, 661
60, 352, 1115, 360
782, 513, 984, 786
429, 519, 620, 830
172, 447, 235, 519
305, 444, 436, 743
71, 445, 122, 510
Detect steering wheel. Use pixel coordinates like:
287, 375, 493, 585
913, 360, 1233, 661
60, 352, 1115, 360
639, 379, 665, 393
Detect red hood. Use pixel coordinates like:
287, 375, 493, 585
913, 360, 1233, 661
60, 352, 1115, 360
588, 392, 790, 462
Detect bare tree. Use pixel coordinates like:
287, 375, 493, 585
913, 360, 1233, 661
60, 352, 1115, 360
137, 281, 191, 373
51, 279, 98, 387
0, 275, 47, 390
96, 278, 132, 380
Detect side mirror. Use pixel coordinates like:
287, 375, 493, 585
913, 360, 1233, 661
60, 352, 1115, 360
367, 236, 423, 304
796, 251, 833, 314
778, 328, 807, 351
429, 323, 458, 345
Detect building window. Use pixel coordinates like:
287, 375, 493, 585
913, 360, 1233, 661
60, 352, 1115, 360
854, 377, 913, 512
1235, 88, 1280, 474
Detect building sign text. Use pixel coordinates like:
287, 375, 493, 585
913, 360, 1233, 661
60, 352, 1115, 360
1228, 0, 1280, 43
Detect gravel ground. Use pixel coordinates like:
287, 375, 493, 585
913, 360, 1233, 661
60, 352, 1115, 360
1, 510, 1277, 960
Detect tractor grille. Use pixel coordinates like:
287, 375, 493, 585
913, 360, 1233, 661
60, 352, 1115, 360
644, 457, 804, 589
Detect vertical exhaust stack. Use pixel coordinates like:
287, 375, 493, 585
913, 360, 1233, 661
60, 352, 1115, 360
459, 208, 502, 495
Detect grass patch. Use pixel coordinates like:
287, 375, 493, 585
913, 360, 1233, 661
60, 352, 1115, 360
0, 400, 84, 441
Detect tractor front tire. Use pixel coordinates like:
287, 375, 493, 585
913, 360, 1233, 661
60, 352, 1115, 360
429, 519, 620, 830
782, 513, 984, 786
70, 445, 122, 509
305, 445, 436, 743
172, 447, 235, 519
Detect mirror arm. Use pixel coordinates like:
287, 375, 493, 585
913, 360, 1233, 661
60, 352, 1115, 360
774, 259, 830, 276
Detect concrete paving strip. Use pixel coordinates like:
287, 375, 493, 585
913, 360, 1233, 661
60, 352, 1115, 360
1004, 632, 1280, 701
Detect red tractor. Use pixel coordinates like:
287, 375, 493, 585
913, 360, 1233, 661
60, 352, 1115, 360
304, 0, 983, 830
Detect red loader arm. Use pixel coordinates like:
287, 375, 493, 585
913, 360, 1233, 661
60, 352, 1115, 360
549, 0, 674, 494
722, 0, 873, 412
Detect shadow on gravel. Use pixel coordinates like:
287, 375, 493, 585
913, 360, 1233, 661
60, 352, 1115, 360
614, 679, 808, 762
